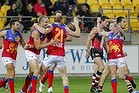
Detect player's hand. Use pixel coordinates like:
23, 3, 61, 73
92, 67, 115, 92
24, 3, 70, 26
24, 44, 34, 49
97, 17, 101, 23
123, 51, 127, 56
73, 17, 79, 26
86, 49, 90, 58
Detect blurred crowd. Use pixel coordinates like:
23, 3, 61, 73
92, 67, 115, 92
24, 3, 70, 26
0, 0, 100, 33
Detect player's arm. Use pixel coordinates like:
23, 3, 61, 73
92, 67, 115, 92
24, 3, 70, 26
0, 30, 7, 37
86, 28, 97, 58
97, 17, 109, 37
33, 30, 56, 50
65, 35, 72, 42
116, 24, 125, 40
103, 38, 108, 53
66, 17, 80, 38
19, 34, 33, 49
33, 23, 52, 34
0, 30, 6, 49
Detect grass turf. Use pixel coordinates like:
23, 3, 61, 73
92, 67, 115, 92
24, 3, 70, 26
0, 76, 138, 93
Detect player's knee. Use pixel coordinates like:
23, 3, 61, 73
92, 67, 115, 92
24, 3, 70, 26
99, 66, 105, 72
34, 68, 40, 75
125, 69, 130, 74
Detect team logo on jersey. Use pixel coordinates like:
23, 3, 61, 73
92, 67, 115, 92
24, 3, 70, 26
6, 43, 17, 53
109, 41, 120, 53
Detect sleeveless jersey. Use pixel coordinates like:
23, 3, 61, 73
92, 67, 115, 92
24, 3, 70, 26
2, 29, 22, 60
46, 23, 67, 56
26, 28, 46, 55
92, 33, 103, 51
108, 32, 125, 59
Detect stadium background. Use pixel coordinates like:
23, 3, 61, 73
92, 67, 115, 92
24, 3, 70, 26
0, 0, 139, 92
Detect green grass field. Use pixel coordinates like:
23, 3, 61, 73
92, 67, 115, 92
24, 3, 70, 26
0, 76, 138, 93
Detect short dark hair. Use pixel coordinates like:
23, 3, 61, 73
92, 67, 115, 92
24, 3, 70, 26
82, 3, 90, 10
101, 16, 109, 21
117, 16, 124, 23
10, 19, 19, 27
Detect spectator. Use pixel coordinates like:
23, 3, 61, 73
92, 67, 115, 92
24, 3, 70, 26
1, 0, 10, 24
22, 3, 37, 32
0, 3, 5, 30
77, 3, 93, 32
53, 0, 68, 15
28, 0, 37, 5
6, 2, 18, 25
16, 0, 23, 14
34, 0, 47, 16
42, 0, 53, 16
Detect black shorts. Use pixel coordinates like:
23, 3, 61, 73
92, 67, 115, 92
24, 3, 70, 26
90, 48, 103, 60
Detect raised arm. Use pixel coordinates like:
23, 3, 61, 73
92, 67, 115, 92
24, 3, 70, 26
66, 17, 80, 38
97, 17, 109, 37
33, 23, 52, 34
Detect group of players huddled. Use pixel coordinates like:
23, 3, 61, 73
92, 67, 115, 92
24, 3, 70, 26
86, 16, 137, 93
0, 9, 137, 93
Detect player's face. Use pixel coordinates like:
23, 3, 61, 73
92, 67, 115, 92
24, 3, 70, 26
41, 18, 49, 28
102, 19, 109, 27
120, 19, 126, 29
12, 21, 20, 31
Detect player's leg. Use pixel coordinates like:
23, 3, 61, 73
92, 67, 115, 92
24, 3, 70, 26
39, 63, 56, 92
5, 59, 16, 93
39, 55, 55, 93
20, 67, 33, 92
118, 65, 134, 93
118, 59, 134, 93
29, 59, 40, 93
56, 56, 69, 93
90, 57, 104, 92
57, 66, 69, 93
109, 65, 117, 93
125, 62, 136, 89
98, 62, 110, 92
40, 63, 56, 86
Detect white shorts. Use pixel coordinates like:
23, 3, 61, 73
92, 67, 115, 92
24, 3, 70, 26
2, 57, 16, 67
109, 57, 126, 67
43, 55, 66, 68
25, 50, 40, 63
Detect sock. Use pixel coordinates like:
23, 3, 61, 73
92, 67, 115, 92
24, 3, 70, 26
64, 86, 69, 93
94, 71, 102, 87
8, 78, 15, 93
27, 85, 32, 93
127, 84, 133, 93
31, 75, 38, 93
0, 77, 8, 87
48, 70, 54, 88
41, 71, 48, 84
125, 75, 133, 81
98, 85, 103, 92
91, 73, 96, 86
111, 79, 117, 93
21, 75, 32, 92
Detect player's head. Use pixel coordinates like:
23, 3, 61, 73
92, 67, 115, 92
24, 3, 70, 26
38, 15, 49, 28
54, 10, 62, 23
117, 16, 126, 29
10, 19, 20, 31
100, 16, 109, 28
